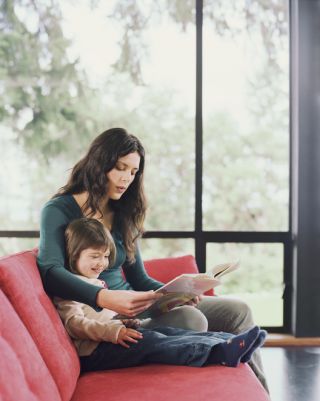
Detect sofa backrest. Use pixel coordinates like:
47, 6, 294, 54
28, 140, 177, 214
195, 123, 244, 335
0, 250, 80, 401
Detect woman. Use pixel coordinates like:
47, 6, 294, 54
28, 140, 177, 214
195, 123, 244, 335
37, 128, 268, 391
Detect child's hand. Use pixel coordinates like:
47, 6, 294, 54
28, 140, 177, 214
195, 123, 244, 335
121, 319, 141, 329
117, 327, 143, 348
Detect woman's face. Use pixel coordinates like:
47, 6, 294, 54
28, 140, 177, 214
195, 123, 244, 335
106, 152, 141, 200
76, 247, 110, 279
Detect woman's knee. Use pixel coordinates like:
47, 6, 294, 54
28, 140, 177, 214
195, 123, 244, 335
142, 305, 208, 331
222, 298, 254, 333
198, 296, 254, 333
175, 305, 208, 332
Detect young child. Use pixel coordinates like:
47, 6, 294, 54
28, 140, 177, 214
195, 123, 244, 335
54, 217, 267, 373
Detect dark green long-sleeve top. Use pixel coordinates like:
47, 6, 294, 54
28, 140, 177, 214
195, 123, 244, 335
37, 195, 163, 309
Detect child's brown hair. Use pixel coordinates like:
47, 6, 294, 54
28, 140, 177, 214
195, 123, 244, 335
65, 218, 116, 274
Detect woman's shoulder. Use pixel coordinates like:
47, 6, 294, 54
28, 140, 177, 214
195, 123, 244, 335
41, 194, 83, 220
44, 194, 74, 207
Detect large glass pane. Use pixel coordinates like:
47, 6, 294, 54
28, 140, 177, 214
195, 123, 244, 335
203, 0, 289, 231
207, 242, 284, 327
0, 130, 74, 230
0, 0, 195, 232
0, 238, 39, 257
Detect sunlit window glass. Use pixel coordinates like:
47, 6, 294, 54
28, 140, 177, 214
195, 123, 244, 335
0, 0, 195, 236
0, 238, 38, 256
207, 242, 284, 327
203, 0, 289, 231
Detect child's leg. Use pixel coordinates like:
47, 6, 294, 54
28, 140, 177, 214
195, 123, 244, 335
154, 325, 267, 366
80, 326, 265, 373
241, 329, 267, 363
150, 325, 234, 340
206, 326, 260, 367
80, 328, 214, 372
159, 326, 267, 365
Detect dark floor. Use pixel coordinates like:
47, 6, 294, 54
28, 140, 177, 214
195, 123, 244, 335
261, 347, 320, 401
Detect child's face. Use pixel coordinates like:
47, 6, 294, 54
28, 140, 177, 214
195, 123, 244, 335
76, 247, 110, 279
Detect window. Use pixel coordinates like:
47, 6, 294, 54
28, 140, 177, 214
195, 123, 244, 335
203, 1, 289, 231
201, 0, 290, 331
0, 0, 290, 331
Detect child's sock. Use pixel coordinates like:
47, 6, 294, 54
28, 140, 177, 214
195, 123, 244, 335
208, 325, 260, 367
240, 329, 267, 363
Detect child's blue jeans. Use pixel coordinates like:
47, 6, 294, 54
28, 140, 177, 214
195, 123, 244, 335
80, 326, 234, 372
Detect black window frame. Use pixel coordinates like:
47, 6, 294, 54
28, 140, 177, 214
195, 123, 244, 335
2, 0, 320, 336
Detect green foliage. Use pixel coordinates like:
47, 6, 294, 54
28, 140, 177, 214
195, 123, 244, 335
107, 0, 288, 84
0, 0, 101, 160
0, 0, 289, 317
203, 110, 288, 231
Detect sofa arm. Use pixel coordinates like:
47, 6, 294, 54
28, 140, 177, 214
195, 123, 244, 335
144, 254, 214, 296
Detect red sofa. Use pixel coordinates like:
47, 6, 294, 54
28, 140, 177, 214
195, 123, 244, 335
0, 250, 269, 401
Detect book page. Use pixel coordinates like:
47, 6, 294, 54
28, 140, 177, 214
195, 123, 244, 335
210, 261, 240, 279
155, 274, 220, 295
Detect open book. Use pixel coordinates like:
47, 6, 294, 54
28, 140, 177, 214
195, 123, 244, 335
113, 261, 240, 320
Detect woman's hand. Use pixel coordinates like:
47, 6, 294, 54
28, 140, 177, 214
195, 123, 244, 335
96, 289, 162, 317
117, 327, 143, 348
184, 295, 203, 307
121, 319, 141, 329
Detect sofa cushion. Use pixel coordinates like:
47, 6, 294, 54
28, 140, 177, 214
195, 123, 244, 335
144, 254, 214, 296
0, 290, 61, 401
0, 251, 80, 401
71, 364, 267, 401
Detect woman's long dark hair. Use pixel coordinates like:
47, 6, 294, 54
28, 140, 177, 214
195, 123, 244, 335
56, 128, 147, 262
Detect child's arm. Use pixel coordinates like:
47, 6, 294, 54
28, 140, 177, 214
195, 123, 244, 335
66, 311, 143, 348
66, 314, 125, 344
55, 298, 126, 344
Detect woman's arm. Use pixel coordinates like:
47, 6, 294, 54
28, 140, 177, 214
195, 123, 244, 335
122, 244, 164, 291
37, 200, 161, 314
96, 288, 161, 316
37, 201, 102, 307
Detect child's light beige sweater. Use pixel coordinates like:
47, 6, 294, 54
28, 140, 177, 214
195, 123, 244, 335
54, 276, 125, 356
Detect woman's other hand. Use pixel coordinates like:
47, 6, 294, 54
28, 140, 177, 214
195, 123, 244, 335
96, 289, 162, 317
121, 319, 141, 328
185, 295, 203, 307
117, 327, 143, 348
